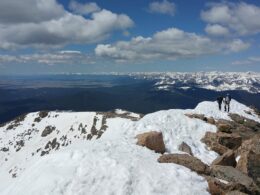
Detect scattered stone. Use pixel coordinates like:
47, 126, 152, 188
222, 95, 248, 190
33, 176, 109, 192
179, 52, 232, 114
136, 131, 166, 153
41, 126, 56, 137
41, 138, 60, 156
34, 111, 49, 122
178, 141, 193, 156
1, 147, 9, 152
211, 150, 237, 167
90, 117, 98, 136
6, 114, 27, 130
87, 134, 92, 140
158, 153, 210, 175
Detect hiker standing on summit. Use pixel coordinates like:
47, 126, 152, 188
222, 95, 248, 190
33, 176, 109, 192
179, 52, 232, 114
217, 96, 224, 111
224, 93, 232, 112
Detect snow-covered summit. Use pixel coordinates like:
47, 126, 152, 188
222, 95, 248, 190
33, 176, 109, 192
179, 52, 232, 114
194, 99, 260, 122
0, 100, 259, 195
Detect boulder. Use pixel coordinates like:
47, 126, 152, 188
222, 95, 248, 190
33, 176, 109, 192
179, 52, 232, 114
212, 150, 237, 167
236, 135, 260, 185
217, 123, 232, 133
178, 142, 193, 156
202, 131, 242, 151
158, 153, 210, 175
211, 165, 259, 194
217, 132, 242, 150
136, 131, 166, 153
201, 132, 229, 155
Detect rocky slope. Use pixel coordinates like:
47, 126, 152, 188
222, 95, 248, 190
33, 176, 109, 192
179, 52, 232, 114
0, 100, 259, 195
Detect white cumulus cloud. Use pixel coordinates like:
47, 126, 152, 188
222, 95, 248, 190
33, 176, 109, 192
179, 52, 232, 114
205, 24, 229, 36
69, 1, 101, 15
95, 28, 250, 62
201, 2, 260, 36
232, 56, 260, 65
0, 0, 134, 49
0, 51, 95, 65
148, 0, 176, 16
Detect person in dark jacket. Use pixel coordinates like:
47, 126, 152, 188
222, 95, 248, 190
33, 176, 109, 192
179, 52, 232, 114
224, 93, 232, 112
217, 96, 224, 111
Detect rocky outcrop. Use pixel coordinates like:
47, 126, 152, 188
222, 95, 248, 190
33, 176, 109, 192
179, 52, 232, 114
202, 132, 229, 155
185, 114, 215, 125
211, 165, 259, 194
34, 111, 49, 123
217, 123, 232, 133
236, 135, 260, 186
217, 132, 242, 150
6, 114, 27, 130
205, 175, 254, 195
158, 153, 210, 175
192, 111, 260, 194
212, 150, 237, 167
229, 114, 260, 132
201, 132, 242, 155
136, 131, 166, 153
178, 142, 193, 156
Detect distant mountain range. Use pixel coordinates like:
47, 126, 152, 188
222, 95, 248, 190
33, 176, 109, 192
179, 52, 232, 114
127, 72, 260, 93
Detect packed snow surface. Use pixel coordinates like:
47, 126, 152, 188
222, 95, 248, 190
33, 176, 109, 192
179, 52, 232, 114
0, 100, 259, 195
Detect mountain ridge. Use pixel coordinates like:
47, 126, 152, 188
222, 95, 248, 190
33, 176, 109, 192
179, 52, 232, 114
0, 100, 259, 194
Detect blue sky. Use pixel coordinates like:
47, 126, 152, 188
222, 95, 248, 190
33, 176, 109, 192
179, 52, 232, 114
0, 0, 260, 74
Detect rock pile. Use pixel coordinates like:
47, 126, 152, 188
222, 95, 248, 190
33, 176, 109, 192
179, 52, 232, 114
137, 112, 260, 194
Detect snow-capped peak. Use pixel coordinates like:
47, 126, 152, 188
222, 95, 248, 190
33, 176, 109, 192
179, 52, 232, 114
0, 100, 259, 195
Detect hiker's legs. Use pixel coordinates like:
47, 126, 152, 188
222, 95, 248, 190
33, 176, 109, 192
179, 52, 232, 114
228, 104, 230, 112
224, 104, 227, 112
218, 103, 221, 110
